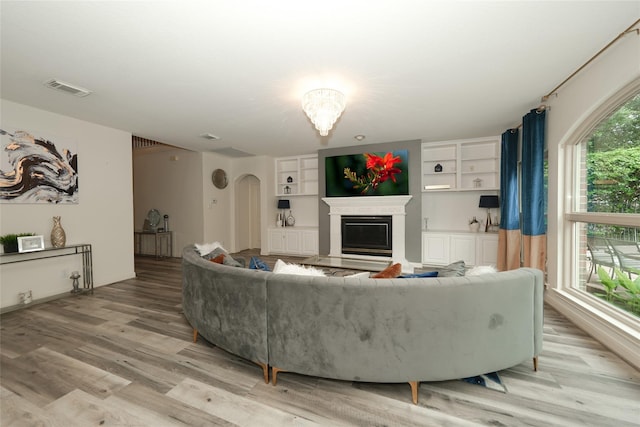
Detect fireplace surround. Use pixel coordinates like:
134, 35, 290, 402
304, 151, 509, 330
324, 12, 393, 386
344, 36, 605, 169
322, 195, 413, 272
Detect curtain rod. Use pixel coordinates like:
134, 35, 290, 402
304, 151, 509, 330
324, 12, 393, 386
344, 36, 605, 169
541, 18, 640, 102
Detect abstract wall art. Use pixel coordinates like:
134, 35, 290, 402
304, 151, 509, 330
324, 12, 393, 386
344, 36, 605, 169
0, 128, 79, 204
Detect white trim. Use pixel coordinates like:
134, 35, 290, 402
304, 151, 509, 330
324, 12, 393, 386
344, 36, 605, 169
546, 289, 640, 371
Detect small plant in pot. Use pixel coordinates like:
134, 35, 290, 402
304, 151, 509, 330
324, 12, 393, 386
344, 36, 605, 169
0, 233, 35, 253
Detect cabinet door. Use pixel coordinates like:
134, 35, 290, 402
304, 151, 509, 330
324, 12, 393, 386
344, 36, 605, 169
300, 230, 318, 255
477, 235, 499, 266
450, 234, 476, 266
422, 233, 450, 265
284, 230, 301, 253
269, 229, 285, 253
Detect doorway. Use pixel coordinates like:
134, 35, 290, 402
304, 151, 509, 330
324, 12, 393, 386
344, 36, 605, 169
235, 174, 261, 251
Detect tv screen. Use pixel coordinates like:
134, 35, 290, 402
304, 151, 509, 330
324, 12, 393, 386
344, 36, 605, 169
325, 150, 409, 197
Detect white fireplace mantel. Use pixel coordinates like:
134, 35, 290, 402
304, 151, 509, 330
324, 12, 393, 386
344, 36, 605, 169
322, 196, 413, 272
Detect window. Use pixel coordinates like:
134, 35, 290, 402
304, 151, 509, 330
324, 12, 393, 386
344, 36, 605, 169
566, 93, 640, 317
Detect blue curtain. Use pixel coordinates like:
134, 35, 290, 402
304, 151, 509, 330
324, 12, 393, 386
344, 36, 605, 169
521, 108, 547, 271
497, 129, 521, 271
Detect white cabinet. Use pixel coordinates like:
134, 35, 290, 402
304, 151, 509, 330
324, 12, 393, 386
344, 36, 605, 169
268, 227, 318, 256
476, 234, 499, 266
275, 155, 318, 196
421, 233, 450, 265
450, 234, 476, 266
422, 231, 498, 266
422, 137, 499, 192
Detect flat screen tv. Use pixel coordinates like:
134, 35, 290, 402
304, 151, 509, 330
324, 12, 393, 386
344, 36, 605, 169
325, 150, 409, 197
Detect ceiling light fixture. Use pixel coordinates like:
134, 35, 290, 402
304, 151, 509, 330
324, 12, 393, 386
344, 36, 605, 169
354, 135, 365, 141
301, 88, 346, 136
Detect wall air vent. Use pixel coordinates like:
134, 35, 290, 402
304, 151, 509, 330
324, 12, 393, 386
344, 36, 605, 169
44, 79, 92, 97
200, 133, 221, 141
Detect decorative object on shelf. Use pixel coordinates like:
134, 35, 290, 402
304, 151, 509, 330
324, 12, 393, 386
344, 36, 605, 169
0, 232, 35, 253
284, 185, 291, 194
70, 271, 81, 293
143, 208, 161, 231
479, 195, 500, 232
301, 88, 346, 136
211, 169, 228, 189
18, 235, 45, 252
51, 216, 66, 248
276, 213, 283, 227
473, 178, 482, 188
18, 290, 32, 305
163, 214, 169, 231
277, 199, 290, 227
286, 211, 296, 227
469, 217, 480, 232
434, 163, 443, 172
287, 176, 293, 183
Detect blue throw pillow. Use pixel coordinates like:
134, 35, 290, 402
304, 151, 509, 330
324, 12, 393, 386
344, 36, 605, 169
399, 271, 438, 278
249, 256, 271, 271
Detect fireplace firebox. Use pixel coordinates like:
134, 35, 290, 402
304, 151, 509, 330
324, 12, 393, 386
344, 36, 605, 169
341, 215, 392, 256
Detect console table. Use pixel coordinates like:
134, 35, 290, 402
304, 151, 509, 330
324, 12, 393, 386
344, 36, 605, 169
0, 244, 94, 293
134, 230, 172, 258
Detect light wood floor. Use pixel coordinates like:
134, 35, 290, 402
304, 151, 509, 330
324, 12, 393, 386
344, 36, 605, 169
1, 254, 639, 426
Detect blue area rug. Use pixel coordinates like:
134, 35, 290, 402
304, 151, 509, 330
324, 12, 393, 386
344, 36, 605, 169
462, 372, 506, 392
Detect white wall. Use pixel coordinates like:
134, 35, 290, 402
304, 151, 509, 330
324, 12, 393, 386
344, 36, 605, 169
201, 152, 233, 249
422, 191, 499, 232
544, 31, 640, 367
133, 148, 205, 255
0, 100, 134, 309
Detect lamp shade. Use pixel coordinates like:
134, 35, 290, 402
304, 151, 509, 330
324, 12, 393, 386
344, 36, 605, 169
277, 199, 290, 210
479, 195, 499, 208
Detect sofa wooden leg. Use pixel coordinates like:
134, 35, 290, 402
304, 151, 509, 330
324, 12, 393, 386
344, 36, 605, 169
533, 356, 538, 372
192, 328, 198, 343
272, 367, 285, 386
409, 381, 419, 404
256, 361, 269, 384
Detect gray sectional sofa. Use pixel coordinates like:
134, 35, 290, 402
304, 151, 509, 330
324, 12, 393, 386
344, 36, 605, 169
182, 245, 544, 403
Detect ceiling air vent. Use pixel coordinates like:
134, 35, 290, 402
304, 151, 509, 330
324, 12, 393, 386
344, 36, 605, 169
44, 79, 92, 97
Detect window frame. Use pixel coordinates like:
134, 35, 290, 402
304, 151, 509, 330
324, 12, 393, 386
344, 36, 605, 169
560, 79, 640, 332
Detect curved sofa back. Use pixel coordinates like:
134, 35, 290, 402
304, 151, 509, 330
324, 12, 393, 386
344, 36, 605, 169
267, 269, 543, 382
182, 246, 543, 383
182, 247, 268, 365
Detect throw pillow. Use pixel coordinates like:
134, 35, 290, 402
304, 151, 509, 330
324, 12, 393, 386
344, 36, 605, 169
195, 241, 226, 256
399, 271, 439, 278
221, 253, 244, 268
372, 263, 402, 279
249, 256, 271, 271
437, 260, 466, 277
202, 246, 226, 260
466, 265, 498, 276
273, 259, 326, 276
210, 253, 225, 264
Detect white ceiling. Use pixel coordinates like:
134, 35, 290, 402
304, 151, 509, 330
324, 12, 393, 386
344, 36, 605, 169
1, 1, 638, 157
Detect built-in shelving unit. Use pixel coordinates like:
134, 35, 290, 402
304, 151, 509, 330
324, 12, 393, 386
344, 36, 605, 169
422, 137, 499, 192
275, 154, 318, 196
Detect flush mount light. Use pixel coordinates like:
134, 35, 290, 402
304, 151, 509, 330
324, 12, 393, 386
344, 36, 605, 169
354, 135, 365, 141
301, 88, 346, 136
200, 133, 220, 141
44, 79, 91, 97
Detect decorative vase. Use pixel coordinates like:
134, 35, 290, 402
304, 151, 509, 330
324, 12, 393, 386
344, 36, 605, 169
51, 216, 66, 248
469, 222, 480, 233
2, 242, 18, 253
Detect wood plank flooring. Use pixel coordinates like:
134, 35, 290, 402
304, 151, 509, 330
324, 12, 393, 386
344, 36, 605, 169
1, 253, 639, 426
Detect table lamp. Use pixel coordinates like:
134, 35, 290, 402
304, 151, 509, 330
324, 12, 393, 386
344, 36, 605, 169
479, 195, 499, 232
277, 199, 290, 227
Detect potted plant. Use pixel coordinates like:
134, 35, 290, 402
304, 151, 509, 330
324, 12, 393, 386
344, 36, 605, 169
0, 233, 35, 253
469, 217, 480, 232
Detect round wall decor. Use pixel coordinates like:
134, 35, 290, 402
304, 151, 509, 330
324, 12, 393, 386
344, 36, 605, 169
211, 169, 228, 189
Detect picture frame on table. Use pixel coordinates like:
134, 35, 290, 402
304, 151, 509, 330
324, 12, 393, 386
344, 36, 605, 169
17, 235, 45, 253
